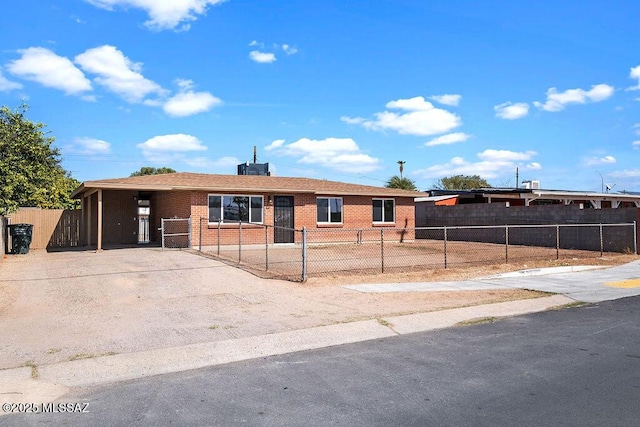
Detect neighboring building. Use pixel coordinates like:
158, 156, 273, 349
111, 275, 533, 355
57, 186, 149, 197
423, 187, 640, 208
71, 173, 425, 250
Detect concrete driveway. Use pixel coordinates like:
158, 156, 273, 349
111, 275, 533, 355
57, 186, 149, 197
0, 247, 536, 371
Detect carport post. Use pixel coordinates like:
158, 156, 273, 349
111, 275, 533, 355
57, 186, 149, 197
634, 221, 638, 254
97, 189, 103, 251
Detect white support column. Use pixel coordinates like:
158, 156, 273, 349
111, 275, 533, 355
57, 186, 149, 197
86, 194, 92, 246
97, 189, 103, 251
590, 199, 602, 209
612, 200, 621, 208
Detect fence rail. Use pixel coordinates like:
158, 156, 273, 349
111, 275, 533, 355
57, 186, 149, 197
195, 220, 637, 282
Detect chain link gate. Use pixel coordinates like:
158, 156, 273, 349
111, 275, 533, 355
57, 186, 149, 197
160, 217, 192, 250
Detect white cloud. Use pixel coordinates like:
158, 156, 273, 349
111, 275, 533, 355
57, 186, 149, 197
75, 45, 166, 103
248, 40, 260, 47
84, 0, 225, 31
0, 68, 22, 91
414, 149, 539, 179
268, 137, 380, 173
137, 133, 207, 162
342, 96, 461, 136
610, 169, 640, 178
264, 139, 285, 151
163, 79, 222, 117
627, 65, 640, 91
478, 149, 537, 162
138, 134, 207, 152
65, 137, 111, 155
533, 84, 614, 112
494, 102, 529, 120
340, 116, 366, 125
633, 123, 640, 136
632, 141, 640, 149
249, 51, 276, 64
425, 132, 470, 147
7, 47, 92, 95
184, 156, 239, 169
430, 94, 461, 106
282, 44, 298, 55
585, 155, 616, 166
528, 162, 542, 170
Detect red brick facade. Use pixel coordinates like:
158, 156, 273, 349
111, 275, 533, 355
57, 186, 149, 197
150, 191, 417, 246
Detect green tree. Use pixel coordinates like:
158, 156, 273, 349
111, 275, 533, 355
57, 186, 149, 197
130, 166, 177, 177
0, 104, 80, 215
385, 175, 418, 191
433, 174, 491, 190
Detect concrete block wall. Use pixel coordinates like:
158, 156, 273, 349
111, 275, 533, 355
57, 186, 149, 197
416, 204, 639, 253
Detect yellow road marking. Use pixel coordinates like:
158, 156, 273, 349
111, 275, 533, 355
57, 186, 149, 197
605, 278, 640, 289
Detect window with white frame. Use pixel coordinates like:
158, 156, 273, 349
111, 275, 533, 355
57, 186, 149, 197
316, 197, 343, 223
208, 195, 263, 223
372, 199, 395, 223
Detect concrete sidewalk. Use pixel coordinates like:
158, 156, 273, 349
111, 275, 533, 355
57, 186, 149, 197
345, 261, 640, 303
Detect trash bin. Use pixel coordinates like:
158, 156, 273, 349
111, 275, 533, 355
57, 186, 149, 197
8, 224, 33, 254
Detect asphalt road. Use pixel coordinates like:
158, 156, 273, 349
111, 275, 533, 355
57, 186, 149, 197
4, 296, 640, 426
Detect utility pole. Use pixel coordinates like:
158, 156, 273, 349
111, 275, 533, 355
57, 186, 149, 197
597, 171, 604, 193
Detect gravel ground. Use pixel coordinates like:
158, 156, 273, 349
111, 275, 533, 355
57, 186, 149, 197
0, 247, 546, 370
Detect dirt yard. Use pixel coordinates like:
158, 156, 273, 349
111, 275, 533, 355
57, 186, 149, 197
0, 247, 562, 371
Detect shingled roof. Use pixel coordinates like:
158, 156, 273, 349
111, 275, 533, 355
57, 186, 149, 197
72, 172, 425, 198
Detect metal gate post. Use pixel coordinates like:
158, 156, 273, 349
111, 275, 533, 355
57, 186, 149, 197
199, 217, 203, 252
599, 223, 603, 256
217, 220, 221, 256
265, 226, 269, 271
505, 225, 509, 263
634, 221, 638, 255
161, 218, 165, 251
443, 226, 448, 269
188, 217, 192, 249
556, 225, 560, 260
238, 221, 242, 263
381, 229, 385, 273
302, 227, 308, 281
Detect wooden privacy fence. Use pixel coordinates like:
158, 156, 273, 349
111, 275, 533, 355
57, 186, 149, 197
8, 208, 82, 249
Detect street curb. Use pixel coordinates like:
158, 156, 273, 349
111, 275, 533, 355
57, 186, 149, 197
2, 295, 575, 400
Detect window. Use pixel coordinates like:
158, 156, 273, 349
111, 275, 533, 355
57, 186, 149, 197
317, 197, 343, 223
373, 199, 395, 223
208, 195, 263, 223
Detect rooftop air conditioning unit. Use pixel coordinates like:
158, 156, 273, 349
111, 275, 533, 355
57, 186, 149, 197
522, 180, 540, 190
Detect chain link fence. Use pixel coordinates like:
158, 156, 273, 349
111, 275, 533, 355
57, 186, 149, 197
194, 220, 636, 282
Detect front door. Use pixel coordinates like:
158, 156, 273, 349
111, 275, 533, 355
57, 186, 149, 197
273, 196, 295, 243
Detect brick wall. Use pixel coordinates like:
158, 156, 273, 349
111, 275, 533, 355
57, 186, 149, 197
152, 191, 192, 243
416, 203, 639, 253
189, 192, 417, 246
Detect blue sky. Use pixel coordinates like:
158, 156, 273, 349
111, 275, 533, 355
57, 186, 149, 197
1, 1, 639, 192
